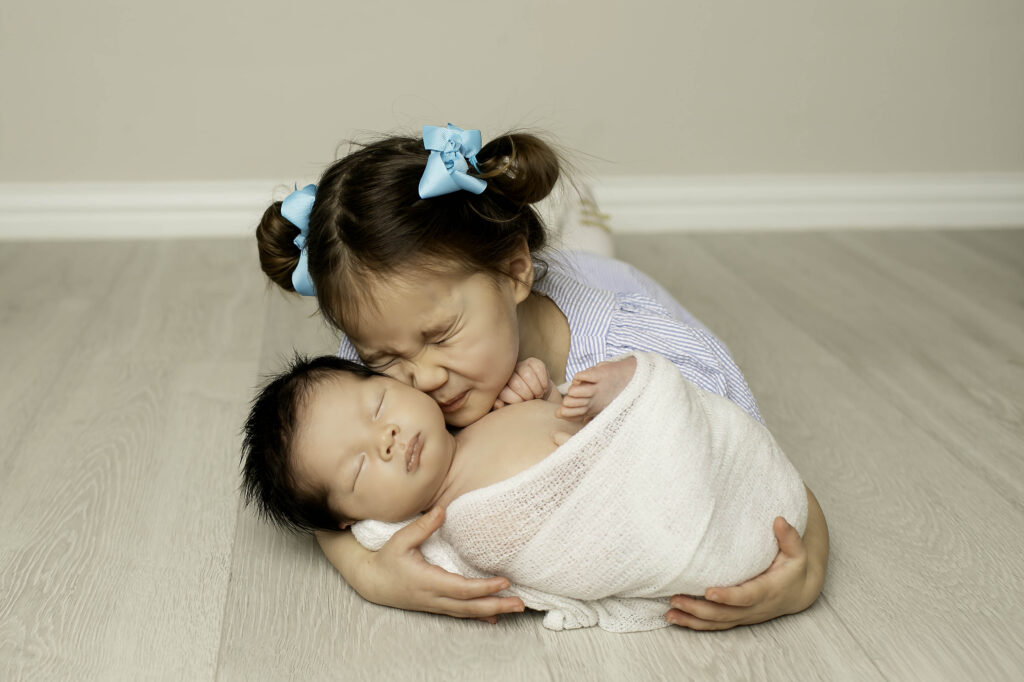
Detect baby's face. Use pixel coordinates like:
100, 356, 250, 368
292, 372, 456, 527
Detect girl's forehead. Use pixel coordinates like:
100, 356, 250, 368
347, 271, 461, 336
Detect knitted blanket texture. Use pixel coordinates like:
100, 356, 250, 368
353, 351, 807, 632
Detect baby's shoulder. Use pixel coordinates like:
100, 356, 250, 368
457, 400, 582, 487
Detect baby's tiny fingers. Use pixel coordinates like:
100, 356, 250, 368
572, 366, 600, 383
507, 375, 533, 399
522, 371, 546, 398
561, 396, 591, 408
566, 382, 597, 399
497, 387, 525, 405
551, 431, 573, 446
555, 406, 588, 420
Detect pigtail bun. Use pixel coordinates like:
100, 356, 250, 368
477, 133, 560, 205
255, 201, 301, 292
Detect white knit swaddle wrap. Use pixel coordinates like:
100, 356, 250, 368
353, 351, 807, 632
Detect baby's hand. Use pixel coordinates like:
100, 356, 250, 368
556, 356, 636, 422
550, 431, 573, 447
493, 357, 553, 410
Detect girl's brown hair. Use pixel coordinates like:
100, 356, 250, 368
255, 131, 561, 331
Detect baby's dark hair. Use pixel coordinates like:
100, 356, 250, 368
240, 354, 382, 534
255, 130, 560, 331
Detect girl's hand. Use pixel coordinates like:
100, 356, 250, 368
350, 507, 525, 622
494, 357, 552, 409
665, 489, 828, 630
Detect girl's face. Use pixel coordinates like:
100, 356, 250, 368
345, 263, 531, 427
292, 372, 456, 526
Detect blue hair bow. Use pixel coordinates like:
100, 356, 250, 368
418, 124, 488, 199
281, 184, 317, 297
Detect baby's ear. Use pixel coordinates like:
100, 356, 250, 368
339, 520, 353, 531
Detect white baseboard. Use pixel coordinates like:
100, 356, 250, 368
0, 181, 279, 240
2, 175, 1023, 240
591, 174, 1024, 232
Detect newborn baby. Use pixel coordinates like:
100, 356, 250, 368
241, 352, 807, 631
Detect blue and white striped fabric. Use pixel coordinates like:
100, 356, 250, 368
535, 252, 763, 424
337, 251, 762, 423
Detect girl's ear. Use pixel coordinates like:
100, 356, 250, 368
506, 240, 534, 304
339, 520, 353, 531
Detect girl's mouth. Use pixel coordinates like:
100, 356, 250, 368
439, 390, 469, 414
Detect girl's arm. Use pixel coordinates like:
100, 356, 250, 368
665, 486, 829, 630
315, 507, 525, 622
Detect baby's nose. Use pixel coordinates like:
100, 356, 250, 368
378, 424, 398, 461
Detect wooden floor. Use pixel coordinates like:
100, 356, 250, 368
1, 230, 1022, 681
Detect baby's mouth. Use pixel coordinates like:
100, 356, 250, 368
405, 432, 422, 473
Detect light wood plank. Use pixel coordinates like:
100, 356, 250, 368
5, 231, 1024, 681
0, 239, 264, 681
617, 231, 1024, 680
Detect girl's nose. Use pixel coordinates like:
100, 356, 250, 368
409, 360, 447, 393
378, 424, 398, 461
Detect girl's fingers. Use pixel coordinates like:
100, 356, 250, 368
668, 596, 743, 624
671, 593, 737, 618
435, 595, 525, 620
665, 608, 735, 631
419, 560, 518, 602
429, 571, 513, 600
704, 582, 761, 607
560, 396, 591, 408
391, 507, 445, 549
773, 516, 805, 558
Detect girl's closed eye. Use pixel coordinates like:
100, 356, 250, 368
374, 390, 385, 419
367, 357, 396, 371
433, 319, 461, 346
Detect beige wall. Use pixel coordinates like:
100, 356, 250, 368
2, 0, 1022, 183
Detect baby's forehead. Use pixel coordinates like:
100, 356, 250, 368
308, 370, 410, 412
290, 372, 369, 482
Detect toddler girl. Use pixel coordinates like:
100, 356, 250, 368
254, 124, 828, 629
